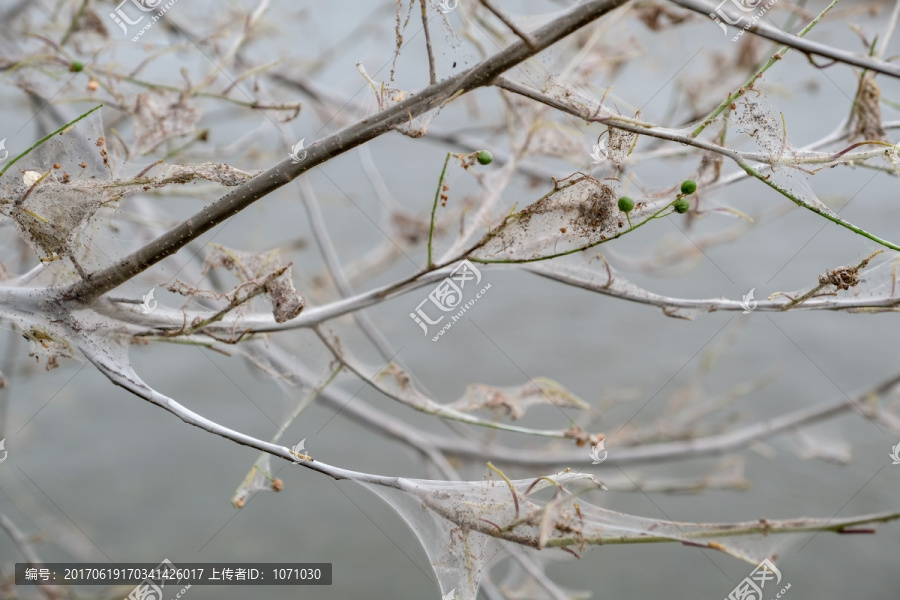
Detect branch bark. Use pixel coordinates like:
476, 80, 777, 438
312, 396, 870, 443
669, 0, 900, 78
60, 0, 629, 304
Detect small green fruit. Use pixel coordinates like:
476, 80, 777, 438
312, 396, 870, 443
680, 179, 697, 195
70, 61, 84, 72
476, 150, 493, 165
673, 197, 690, 214
617, 196, 635, 213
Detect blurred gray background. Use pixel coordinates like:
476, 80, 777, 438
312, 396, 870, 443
1, 0, 900, 598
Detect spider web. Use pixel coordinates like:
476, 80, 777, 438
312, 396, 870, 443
360, 471, 805, 600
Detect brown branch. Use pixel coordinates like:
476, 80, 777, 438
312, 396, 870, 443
419, 0, 438, 85
480, 0, 537, 47
669, 0, 900, 78
59, 0, 629, 304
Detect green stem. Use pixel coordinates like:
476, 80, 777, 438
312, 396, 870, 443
741, 162, 900, 251
0, 104, 103, 179
692, 0, 840, 138
427, 152, 454, 269
60, 0, 90, 46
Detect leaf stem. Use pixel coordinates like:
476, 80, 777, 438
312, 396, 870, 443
740, 162, 900, 251
469, 199, 677, 264
691, 0, 840, 138
0, 104, 103, 180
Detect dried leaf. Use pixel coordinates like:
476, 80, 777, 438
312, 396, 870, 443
266, 270, 305, 323
450, 378, 590, 420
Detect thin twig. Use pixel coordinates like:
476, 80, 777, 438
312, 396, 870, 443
494, 77, 900, 252
60, 0, 630, 302
419, 0, 438, 85
691, 0, 839, 138
480, 0, 537, 47
0, 104, 102, 179
59, 0, 89, 46
669, 0, 900, 78
0, 511, 57, 600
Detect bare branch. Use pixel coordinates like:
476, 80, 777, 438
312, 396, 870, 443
480, 0, 537, 47
669, 0, 900, 78
0, 510, 56, 600
419, 0, 438, 85
61, 0, 629, 303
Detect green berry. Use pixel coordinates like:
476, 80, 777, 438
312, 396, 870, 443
476, 150, 493, 165
673, 197, 690, 214
617, 196, 635, 213
680, 179, 697, 195
70, 61, 84, 72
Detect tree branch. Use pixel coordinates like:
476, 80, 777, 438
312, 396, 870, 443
60, 0, 629, 304
669, 0, 900, 78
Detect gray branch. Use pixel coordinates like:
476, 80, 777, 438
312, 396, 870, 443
60, 0, 628, 304
670, 0, 900, 78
